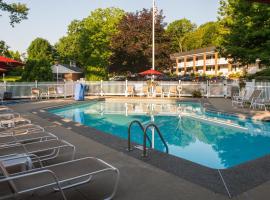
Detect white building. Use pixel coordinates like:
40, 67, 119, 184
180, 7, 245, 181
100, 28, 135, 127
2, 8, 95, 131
170, 46, 261, 77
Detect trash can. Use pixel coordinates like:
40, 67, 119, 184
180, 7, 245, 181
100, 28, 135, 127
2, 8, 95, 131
74, 83, 85, 101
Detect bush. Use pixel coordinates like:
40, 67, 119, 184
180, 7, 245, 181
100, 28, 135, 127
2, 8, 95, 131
85, 66, 108, 81
22, 59, 53, 81
247, 68, 270, 81
192, 90, 202, 98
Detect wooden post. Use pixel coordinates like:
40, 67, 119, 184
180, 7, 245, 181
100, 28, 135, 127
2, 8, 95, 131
176, 58, 179, 76
215, 52, 218, 75
184, 56, 187, 75
193, 55, 196, 74
203, 53, 207, 74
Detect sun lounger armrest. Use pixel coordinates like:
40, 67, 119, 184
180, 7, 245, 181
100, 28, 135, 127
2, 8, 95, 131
0, 169, 67, 200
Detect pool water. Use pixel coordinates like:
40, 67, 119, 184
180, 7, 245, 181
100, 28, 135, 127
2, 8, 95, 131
50, 100, 270, 169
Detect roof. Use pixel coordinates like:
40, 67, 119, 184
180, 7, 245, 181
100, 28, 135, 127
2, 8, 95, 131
170, 46, 216, 60
51, 64, 83, 74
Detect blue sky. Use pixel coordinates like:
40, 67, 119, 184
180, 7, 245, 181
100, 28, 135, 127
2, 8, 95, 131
0, 0, 220, 53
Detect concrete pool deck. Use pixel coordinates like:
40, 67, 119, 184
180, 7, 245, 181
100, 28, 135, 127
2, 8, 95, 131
5, 97, 270, 200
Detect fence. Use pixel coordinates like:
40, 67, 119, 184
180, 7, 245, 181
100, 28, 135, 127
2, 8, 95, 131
8, 79, 270, 100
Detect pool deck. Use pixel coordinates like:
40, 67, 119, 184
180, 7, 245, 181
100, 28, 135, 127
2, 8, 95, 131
6, 97, 270, 200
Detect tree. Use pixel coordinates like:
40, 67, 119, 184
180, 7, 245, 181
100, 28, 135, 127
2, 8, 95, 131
218, 0, 270, 65
0, 40, 10, 57
22, 59, 53, 81
0, 0, 28, 26
56, 8, 125, 80
183, 21, 220, 51
109, 9, 172, 73
166, 19, 196, 52
27, 38, 55, 63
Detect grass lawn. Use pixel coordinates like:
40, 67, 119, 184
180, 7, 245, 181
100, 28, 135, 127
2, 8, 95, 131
2, 76, 22, 82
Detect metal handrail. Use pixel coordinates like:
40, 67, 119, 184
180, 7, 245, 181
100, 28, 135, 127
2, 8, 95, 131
127, 120, 152, 151
143, 123, 169, 157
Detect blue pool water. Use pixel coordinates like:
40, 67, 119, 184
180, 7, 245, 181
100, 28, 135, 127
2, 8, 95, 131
50, 100, 270, 169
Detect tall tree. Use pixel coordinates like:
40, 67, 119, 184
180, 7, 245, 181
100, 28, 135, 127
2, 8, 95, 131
0, 0, 28, 26
166, 18, 196, 52
22, 38, 55, 81
27, 38, 55, 63
0, 40, 10, 57
218, 0, 270, 65
56, 8, 125, 80
183, 21, 220, 51
110, 9, 172, 73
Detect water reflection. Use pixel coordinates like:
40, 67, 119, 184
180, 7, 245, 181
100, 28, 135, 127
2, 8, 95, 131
51, 101, 270, 169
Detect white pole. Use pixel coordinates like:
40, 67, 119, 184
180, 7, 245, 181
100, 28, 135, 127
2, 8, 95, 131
152, 0, 155, 71
56, 65, 59, 83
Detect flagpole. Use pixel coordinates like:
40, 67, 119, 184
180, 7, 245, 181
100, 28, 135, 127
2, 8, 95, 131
152, 0, 155, 71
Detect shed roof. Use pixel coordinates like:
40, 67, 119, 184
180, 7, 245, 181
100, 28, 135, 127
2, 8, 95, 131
51, 64, 83, 74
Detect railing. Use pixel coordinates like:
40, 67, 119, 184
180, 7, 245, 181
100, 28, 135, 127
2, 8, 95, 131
0, 80, 241, 99
127, 120, 152, 152
127, 120, 168, 158
144, 123, 169, 157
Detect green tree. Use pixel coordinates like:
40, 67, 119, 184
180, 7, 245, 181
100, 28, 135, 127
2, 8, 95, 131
56, 8, 125, 80
110, 9, 172, 73
218, 0, 270, 65
27, 38, 55, 63
0, 0, 28, 26
183, 21, 220, 51
22, 59, 53, 81
166, 18, 196, 52
0, 40, 11, 57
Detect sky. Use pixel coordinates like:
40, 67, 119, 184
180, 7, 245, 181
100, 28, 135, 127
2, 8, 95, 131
0, 0, 220, 53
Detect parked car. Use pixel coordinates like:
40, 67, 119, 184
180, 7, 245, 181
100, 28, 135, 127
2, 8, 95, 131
109, 76, 126, 81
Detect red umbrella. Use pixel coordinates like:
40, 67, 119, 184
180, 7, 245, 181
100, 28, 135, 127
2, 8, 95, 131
0, 56, 23, 66
139, 69, 162, 76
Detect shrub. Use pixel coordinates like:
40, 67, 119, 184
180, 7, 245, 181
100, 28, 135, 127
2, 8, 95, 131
85, 66, 108, 81
192, 90, 202, 98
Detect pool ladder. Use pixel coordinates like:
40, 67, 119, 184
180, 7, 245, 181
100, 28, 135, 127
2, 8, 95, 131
127, 120, 169, 157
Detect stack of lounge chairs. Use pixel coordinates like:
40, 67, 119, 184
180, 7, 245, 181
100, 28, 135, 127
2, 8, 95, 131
0, 106, 120, 200
232, 89, 266, 110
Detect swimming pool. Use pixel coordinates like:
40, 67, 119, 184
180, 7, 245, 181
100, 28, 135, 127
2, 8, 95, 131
50, 100, 270, 169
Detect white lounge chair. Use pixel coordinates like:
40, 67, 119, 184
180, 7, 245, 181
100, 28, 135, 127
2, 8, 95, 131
0, 157, 120, 200
233, 89, 262, 108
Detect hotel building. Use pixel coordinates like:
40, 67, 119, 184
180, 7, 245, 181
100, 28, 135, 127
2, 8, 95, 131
170, 46, 260, 77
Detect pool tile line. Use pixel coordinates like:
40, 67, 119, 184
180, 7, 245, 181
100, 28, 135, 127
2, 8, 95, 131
218, 169, 232, 198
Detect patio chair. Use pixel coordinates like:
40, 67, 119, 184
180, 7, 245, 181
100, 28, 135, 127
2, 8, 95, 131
0, 139, 75, 162
0, 156, 119, 200
166, 86, 179, 98
233, 89, 262, 108
126, 85, 134, 97
31, 88, 41, 100
0, 131, 57, 147
142, 86, 150, 97
155, 86, 164, 98
48, 87, 58, 99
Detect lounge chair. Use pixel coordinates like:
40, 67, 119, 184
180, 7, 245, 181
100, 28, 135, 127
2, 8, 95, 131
0, 131, 57, 147
31, 88, 41, 100
48, 87, 58, 99
165, 86, 179, 98
0, 139, 75, 162
126, 85, 134, 97
0, 124, 45, 136
0, 113, 31, 128
154, 86, 164, 98
0, 157, 119, 200
233, 89, 262, 108
142, 86, 149, 97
